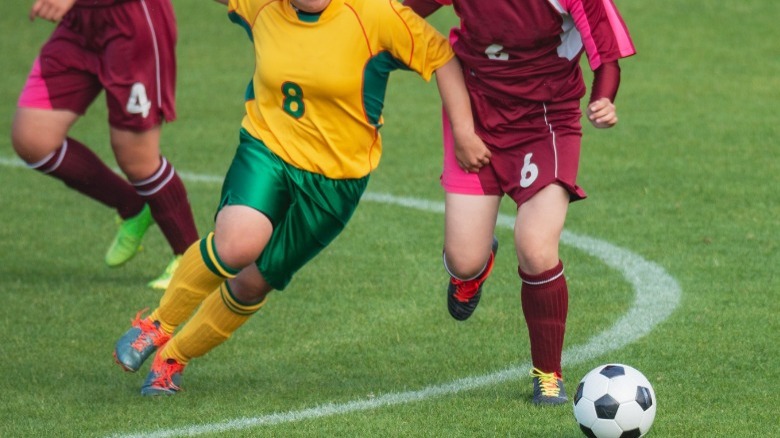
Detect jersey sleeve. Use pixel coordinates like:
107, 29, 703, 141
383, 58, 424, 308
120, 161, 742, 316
228, 0, 267, 25
564, 0, 636, 71
380, 0, 454, 81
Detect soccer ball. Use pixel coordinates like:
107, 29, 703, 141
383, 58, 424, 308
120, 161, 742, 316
573, 364, 657, 438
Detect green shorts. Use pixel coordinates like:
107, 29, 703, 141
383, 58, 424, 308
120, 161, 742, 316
218, 129, 369, 290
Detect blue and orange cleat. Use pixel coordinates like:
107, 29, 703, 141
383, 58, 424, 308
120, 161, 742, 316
141, 353, 186, 396
114, 309, 171, 372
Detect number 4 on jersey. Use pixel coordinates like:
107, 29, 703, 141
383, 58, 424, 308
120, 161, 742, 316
126, 82, 151, 118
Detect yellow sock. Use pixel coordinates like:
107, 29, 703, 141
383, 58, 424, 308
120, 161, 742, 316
160, 282, 266, 365
150, 233, 239, 334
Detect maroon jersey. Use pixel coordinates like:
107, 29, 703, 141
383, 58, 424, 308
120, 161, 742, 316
437, 0, 635, 102
74, 0, 133, 6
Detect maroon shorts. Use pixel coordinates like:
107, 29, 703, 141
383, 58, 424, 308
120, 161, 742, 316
441, 88, 587, 207
17, 0, 177, 131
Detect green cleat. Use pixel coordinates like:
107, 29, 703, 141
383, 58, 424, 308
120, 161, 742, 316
147, 255, 181, 290
105, 204, 153, 267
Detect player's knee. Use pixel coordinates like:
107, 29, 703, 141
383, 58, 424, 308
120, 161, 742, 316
517, 250, 559, 276
211, 235, 262, 271
10, 123, 39, 161
213, 206, 272, 270
11, 122, 64, 164
444, 250, 490, 280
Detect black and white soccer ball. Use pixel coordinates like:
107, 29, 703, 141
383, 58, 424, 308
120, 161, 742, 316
573, 364, 657, 438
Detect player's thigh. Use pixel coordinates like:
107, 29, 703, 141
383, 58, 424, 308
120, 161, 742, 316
13, 23, 99, 162
218, 133, 293, 226
102, 0, 177, 131
11, 108, 80, 162
257, 174, 367, 291
17, 28, 103, 115
215, 137, 289, 267
444, 193, 501, 273
214, 205, 274, 269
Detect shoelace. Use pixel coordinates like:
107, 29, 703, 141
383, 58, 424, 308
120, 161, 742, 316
451, 252, 495, 302
150, 358, 185, 390
451, 277, 482, 302
129, 308, 170, 351
531, 367, 562, 397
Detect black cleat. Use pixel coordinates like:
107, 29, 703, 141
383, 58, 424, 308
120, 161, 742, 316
446, 237, 498, 321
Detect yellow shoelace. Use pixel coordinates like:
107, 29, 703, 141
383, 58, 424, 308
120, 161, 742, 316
531, 367, 562, 397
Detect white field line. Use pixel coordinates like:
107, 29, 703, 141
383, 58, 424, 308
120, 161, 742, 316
0, 156, 681, 437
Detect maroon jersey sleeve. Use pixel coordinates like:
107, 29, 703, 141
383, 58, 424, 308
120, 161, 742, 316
562, 0, 636, 70
75, 0, 133, 7
589, 60, 620, 102
403, 0, 443, 18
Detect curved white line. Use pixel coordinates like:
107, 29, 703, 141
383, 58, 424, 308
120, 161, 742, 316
0, 157, 681, 437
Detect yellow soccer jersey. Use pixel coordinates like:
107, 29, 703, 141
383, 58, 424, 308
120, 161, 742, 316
226, 0, 453, 179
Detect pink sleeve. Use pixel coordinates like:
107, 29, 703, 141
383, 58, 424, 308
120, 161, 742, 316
563, 0, 636, 71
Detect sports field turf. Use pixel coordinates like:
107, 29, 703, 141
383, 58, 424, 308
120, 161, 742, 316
1, 1, 777, 436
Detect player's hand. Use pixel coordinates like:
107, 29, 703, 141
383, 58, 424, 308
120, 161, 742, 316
29, 0, 76, 22
453, 129, 491, 173
587, 97, 618, 129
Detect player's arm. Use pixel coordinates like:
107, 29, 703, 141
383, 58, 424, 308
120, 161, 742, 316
403, 0, 443, 18
434, 57, 491, 172
29, 0, 76, 22
568, 0, 635, 129
587, 61, 621, 129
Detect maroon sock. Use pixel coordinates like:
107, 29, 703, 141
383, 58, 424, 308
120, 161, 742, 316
520, 261, 568, 375
30, 138, 144, 219
133, 157, 199, 255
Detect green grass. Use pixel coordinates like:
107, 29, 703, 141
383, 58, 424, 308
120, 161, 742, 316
1, 0, 778, 437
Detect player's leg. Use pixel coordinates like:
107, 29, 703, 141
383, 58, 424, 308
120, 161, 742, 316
509, 101, 586, 405
13, 15, 152, 266
12, 112, 152, 269
12, 84, 148, 254
142, 266, 270, 396
109, 127, 198, 284
440, 112, 502, 320
139, 216, 273, 396
151, 161, 369, 368
161, 264, 271, 366
114, 206, 270, 373
114, 135, 280, 375
515, 183, 570, 404
102, 0, 198, 285
136, 147, 368, 395
444, 193, 501, 320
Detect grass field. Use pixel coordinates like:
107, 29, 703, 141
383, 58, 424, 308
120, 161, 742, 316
1, 1, 778, 437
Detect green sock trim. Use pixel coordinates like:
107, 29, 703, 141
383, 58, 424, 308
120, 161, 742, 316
220, 283, 265, 316
199, 233, 239, 278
